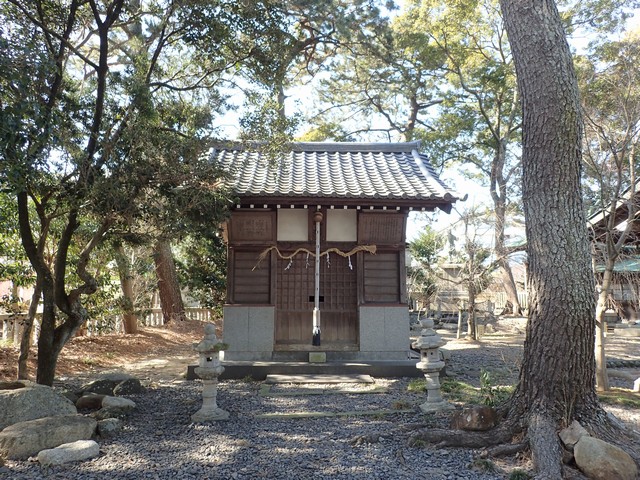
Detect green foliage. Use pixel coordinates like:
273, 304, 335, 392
559, 0, 640, 35
470, 458, 497, 473
508, 469, 531, 480
479, 369, 514, 407
408, 226, 445, 308
407, 378, 427, 393
440, 378, 483, 403
176, 234, 227, 312
577, 31, 640, 216
296, 123, 354, 142
239, 92, 299, 148
408, 438, 428, 448
438, 375, 514, 406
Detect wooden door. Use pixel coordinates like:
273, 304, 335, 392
275, 252, 358, 348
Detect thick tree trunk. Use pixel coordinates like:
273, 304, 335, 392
500, 0, 622, 475
154, 240, 186, 324
503, 0, 598, 412
36, 281, 59, 385
115, 244, 138, 334
17, 280, 42, 380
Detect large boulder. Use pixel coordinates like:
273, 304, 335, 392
0, 414, 97, 460
37, 440, 100, 466
574, 436, 638, 480
101, 396, 136, 410
97, 418, 123, 438
0, 381, 76, 430
76, 394, 106, 410
113, 378, 145, 396
80, 379, 119, 395
81, 373, 140, 396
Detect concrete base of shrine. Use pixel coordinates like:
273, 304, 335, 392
186, 359, 424, 381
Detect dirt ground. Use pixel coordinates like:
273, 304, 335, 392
0, 319, 207, 383
1, 319, 639, 390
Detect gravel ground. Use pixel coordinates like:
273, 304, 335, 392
2, 377, 522, 480
2, 324, 638, 480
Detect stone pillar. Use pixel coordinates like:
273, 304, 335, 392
413, 318, 454, 413
192, 323, 229, 422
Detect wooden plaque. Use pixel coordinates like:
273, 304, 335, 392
358, 212, 405, 244
229, 211, 275, 243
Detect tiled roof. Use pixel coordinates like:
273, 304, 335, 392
211, 141, 462, 209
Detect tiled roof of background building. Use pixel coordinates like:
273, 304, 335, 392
211, 141, 462, 210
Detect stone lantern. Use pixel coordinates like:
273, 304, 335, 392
192, 323, 229, 422
412, 317, 454, 413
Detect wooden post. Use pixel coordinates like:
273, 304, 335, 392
312, 210, 323, 346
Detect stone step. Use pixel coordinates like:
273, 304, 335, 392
264, 374, 374, 384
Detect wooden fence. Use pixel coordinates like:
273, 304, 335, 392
0, 307, 215, 346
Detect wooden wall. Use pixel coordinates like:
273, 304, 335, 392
226, 208, 408, 307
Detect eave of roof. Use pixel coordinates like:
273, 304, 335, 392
211, 141, 464, 211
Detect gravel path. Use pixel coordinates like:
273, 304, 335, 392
2, 326, 638, 480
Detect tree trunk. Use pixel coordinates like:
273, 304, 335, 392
498, 259, 521, 315
500, 0, 624, 475
492, 148, 522, 315
467, 287, 477, 340
115, 244, 138, 334
154, 240, 186, 324
594, 267, 613, 391
17, 280, 42, 380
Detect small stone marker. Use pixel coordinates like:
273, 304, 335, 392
308, 352, 327, 363
634, 377, 640, 393
450, 406, 497, 431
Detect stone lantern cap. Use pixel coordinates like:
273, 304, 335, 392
194, 323, 228, 354
411, 317, 445, 350
413, 334, 445, 350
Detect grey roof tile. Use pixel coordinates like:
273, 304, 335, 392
211, 141, 462, 207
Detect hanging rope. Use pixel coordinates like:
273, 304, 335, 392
252, 244, 377, 271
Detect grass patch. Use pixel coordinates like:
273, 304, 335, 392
415, 376, 517, 406
470, 458, 496, 472
391, 400, 412, 410
440, 378, 482, 403
598, 389, 640, 409
409, 438, 427, 448
81, 356, 99, 366
508, 469, 531, 480
480, 369, 515, 406
407, 378, 427, 393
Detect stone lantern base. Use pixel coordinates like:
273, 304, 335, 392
191, 374, 230, 422
419, 398, 456, 414
191, 405, 230, 422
